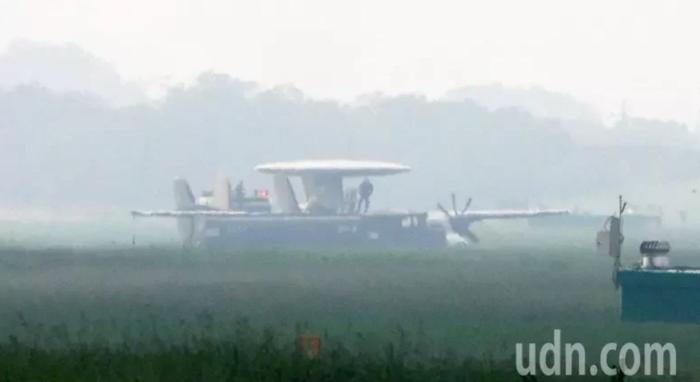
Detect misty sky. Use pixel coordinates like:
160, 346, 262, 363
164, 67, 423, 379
1, 0, 699, 124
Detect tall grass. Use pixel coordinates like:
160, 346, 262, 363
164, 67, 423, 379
0, 245, 698, 380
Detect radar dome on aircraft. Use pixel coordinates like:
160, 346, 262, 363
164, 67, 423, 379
254, 159, 410, 214
254, 160, 410, 176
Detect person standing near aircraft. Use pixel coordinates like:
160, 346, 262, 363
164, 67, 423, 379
358, 178, 374, 213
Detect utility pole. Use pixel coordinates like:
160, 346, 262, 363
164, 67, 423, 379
611, 195, 627, 288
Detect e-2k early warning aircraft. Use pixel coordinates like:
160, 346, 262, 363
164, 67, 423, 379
132, 160, 569, 249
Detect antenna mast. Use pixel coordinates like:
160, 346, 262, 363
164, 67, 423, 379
611, 195, 627, 288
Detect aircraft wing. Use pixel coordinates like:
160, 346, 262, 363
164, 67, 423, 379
462, 209, 569, 222
130, 210, 367, 223
131, 210, 249, 218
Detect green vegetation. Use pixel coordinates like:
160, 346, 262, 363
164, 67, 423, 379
0, 245, 697, 380
0, 330, 520, 381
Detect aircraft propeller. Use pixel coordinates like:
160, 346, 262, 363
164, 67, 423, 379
438, 193, 479, 243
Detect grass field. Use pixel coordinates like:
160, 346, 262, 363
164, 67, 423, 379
0, 236, 699, 380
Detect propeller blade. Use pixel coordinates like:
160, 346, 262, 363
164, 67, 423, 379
437, 203, 451, 217
446, 215, 479, 244
460, 228, 480, 244
451, 193, 457, 215
461, 197, 472, 215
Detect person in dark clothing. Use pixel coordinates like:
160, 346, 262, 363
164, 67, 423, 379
357, 178, 374, 213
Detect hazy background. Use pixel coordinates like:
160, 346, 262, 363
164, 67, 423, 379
3, 5, 700, 376
1, 1, 700, 228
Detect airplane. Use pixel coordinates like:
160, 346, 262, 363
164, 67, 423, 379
132, 159, 569, 249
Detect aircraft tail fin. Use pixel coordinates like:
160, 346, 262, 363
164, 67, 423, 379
273, 174, 301, 214
173, 178, 196, 210
212, 176, 231, 210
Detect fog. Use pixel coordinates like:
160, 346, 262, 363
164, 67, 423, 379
2, 20, 700, 379
1, 41, 700, 221
5, 4, 700, 379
